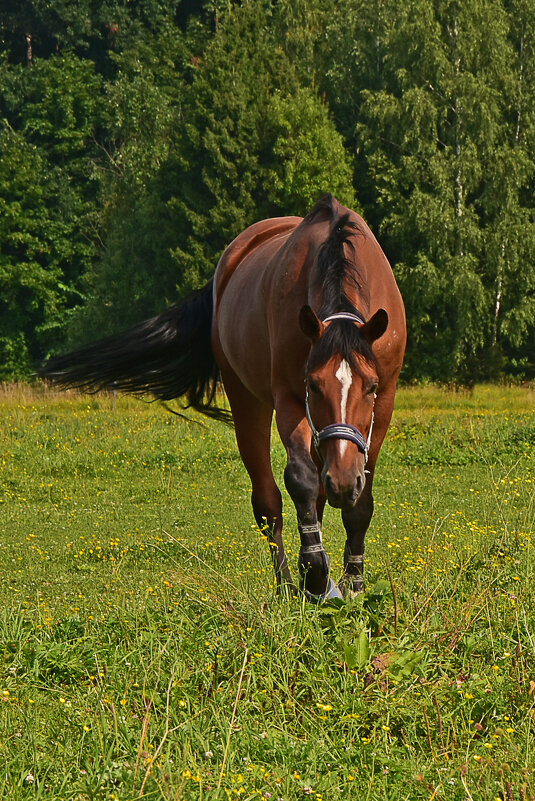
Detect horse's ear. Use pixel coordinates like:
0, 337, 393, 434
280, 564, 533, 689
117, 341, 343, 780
299, 305, 323, 342
361, 308, 388, 344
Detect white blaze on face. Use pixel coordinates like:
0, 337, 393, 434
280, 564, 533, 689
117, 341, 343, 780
335, 359, 352, 457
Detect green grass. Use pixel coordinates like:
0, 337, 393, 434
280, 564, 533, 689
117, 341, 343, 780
0, 383, 534, 801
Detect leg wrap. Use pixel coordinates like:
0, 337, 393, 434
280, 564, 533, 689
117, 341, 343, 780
299, 543, 325, 555
338, 547, 365, 597
345, 553, 364, 569
299, 522, 323, 540
298, 521, 331, 597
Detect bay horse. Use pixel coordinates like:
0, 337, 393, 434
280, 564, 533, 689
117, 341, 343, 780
39, 195, 406, 601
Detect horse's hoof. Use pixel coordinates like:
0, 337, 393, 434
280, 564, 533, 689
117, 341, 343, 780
337, 576, 364, 599
303, 577, 343, 604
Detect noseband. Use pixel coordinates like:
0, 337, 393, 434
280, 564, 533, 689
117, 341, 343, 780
304, 312, 375, 464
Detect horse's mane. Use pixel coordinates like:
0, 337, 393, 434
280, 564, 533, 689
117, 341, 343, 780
304, 194, 376, 372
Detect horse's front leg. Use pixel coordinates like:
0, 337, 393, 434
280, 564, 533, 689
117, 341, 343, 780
339, 389, 397, 598
285, 444, 330, 597
278, 404, 337, 600
338, 477, 374, 598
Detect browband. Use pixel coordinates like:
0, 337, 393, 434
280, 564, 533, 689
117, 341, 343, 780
322, 311, 366, 325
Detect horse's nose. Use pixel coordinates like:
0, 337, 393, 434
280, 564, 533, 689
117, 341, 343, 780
324, 471, 364, 508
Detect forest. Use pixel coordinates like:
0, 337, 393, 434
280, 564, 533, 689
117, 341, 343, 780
1, 0, 534, 384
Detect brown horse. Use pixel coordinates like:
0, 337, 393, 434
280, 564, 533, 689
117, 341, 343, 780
39, 195, 406, 601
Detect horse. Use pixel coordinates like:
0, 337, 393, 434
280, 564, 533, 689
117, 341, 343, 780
39, 194, 406, 601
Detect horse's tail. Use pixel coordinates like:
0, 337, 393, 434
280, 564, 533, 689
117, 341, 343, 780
38, 278, 231, 422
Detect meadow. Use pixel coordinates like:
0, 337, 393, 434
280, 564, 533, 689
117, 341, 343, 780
0, 383, 534, 801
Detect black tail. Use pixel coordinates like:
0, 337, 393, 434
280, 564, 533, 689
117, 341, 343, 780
38, 278, 231, 422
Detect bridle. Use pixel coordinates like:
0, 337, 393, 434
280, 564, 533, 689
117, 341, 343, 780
304, 311, 376, 464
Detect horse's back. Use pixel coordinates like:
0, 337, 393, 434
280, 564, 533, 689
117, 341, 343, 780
213, 216, 302, 307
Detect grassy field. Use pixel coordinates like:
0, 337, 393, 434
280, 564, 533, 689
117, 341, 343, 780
0, 383, 534, 801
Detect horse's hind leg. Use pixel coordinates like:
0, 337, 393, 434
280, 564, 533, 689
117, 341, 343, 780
221, 370, 295, 593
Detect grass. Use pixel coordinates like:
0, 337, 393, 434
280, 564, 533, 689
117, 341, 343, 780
0, 382, 534, 801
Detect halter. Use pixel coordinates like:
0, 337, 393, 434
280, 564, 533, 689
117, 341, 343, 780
305, 311, 375, 463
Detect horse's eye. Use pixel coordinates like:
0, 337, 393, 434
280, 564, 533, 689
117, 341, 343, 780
308, 379, 322, 396
368, 382, 378, 396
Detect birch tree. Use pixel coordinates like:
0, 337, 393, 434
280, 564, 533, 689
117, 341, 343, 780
355, 0, 534, 380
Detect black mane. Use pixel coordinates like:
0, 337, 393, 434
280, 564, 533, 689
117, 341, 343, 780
304, 195, 376, 372
307, 320, 377, 373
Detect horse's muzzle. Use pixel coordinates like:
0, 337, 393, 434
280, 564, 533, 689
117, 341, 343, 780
323, 469, 365, 509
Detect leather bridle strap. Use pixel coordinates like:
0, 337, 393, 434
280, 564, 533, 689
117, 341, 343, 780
305, 310, 374, 462
322, 311, 366, 325
305, 387, 374, 460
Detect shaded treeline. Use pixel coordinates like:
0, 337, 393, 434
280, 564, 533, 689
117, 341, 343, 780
1, 0, 534, 383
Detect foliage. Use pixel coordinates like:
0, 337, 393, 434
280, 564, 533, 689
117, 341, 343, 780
0, 55, 103, 373
0, 384, 534, 798
354, 0, 535, 381
0, 119, 86, 377
264, 87, 357, 215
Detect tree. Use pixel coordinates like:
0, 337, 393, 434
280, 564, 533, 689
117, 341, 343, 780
486, 0, 535, 377
68, 26, 192, 339
354, 0, 535, 381
263, 87, 356, 215
0, 122, 74, 377
0, 55, 103, 374
167, 1, 356, 290
74, 1, 356, 341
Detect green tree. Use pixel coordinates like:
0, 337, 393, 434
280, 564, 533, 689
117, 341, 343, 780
486, 0, 535, 377
354, 0, 535, 381
168, 1, 356, 290
263, 87, 356, 215
0, 122, 72, 377
0, 0, 187, 68
75, 1, 356, 340
69, 27, 192, 339
0, 55, 102, 374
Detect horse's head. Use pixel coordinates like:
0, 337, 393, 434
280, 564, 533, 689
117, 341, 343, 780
300, 305, 388, 509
